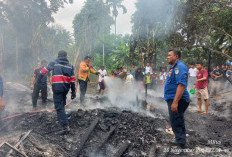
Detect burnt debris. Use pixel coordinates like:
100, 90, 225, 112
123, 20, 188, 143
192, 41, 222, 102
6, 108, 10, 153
0, 108, 231, 157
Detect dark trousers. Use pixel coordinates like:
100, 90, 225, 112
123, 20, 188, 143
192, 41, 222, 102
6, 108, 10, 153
78, 80, 88, 104
32, 84, 47, 107
167, 99, 189, 145
53, 92, 68, 126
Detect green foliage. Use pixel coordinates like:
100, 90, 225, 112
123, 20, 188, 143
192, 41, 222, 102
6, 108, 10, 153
42, 25, 73, 60
130, 0, 178, 68
93, 34, 130, 72
1, 0, 231, 76
106, 0, 127, 35
131, 0, 232, 68
0, 0, 73, 74
73, 0, 113, 61
106, 0, 127, 17
171, 0, 232, 64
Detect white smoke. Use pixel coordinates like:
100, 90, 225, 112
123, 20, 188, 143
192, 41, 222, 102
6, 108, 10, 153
103, 76, 165, 119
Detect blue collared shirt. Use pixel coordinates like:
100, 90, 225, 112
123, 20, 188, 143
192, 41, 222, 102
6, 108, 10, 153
164, 60, 189, 101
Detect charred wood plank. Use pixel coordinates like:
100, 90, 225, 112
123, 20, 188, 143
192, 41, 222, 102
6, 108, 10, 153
27, 138, 45, 152
6, 130, 32, 157
4, 142, 28, 157
112, 140, 131, 157
75, 118, 99, 156
95, 126, 116, 151
14, 130, 32, 148
19, 144, 26, 156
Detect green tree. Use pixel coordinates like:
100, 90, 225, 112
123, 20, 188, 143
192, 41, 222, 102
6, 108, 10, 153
171, 0, 232, 64
42, 25, 73, 59
93, 34, 131, 71
131, 0, 232, 69
131, 0, 177, 67
0, 0, 73, 75
73, 0, 113, 63
106, 0, 127, 36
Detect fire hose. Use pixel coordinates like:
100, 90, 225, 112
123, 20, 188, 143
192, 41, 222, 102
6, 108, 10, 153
1, 99, 74, 122
1, 64, 97, 122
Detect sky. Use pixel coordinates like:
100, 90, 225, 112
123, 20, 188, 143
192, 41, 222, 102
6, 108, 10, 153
53, 0, 137, 35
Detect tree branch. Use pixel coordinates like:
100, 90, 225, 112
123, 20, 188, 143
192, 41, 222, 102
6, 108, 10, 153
201, 46, 232, 60
212, 26, 232, 39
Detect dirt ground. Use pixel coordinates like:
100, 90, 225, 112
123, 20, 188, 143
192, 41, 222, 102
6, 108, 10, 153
0, 81, 231, 157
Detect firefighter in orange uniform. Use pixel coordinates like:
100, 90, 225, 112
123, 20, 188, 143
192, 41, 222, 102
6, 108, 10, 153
77, 56, 99, 105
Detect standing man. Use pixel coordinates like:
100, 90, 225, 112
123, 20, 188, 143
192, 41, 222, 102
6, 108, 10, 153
164, 50, 190, 148
31, 60, 51, 110
145, 63, 152, 74
211, 65, 223, 95
37, 50, 76, 134
151, 69, 158, 90
160, 62, 167, 72
97, 65, 107, 94
97, 65, 107, 95
195, 62, 209, 114
224, 66, 232, 89
159, 71, 166, 87
221, 64, 228, 90
0, 75, 5, 125
188, 63, 198, 90
212, 65, 223, 81
77, 56, 99, 104
130, 63, 137, 77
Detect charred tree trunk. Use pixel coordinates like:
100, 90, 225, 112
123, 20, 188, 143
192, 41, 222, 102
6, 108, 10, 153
114, 16, 117, 38
15, 36, 19, 75
151, 50, 157, 69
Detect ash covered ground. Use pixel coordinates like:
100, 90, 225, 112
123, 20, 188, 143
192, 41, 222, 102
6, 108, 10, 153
0, 82, 231, 157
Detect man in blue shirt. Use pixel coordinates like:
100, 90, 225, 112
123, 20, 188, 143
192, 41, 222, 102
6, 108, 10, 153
164, 50, 190, 148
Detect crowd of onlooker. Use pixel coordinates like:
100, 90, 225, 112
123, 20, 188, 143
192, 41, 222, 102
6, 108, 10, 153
188, 62, 232, 95
96, 60, 232, 96
93, 59, 232, 116
95, 62, 170, 95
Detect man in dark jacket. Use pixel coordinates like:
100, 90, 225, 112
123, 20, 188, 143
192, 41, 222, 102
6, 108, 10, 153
31, 60, 51, 110
37, 50, 76, 134
135, 68, 144, 82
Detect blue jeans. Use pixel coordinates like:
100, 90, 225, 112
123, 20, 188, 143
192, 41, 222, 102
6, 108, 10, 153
167, 99, 190, 145
78, 80, 88, 103
53, 92, 68, 126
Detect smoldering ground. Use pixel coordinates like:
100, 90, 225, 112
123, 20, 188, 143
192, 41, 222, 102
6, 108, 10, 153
0, 74, 232, 157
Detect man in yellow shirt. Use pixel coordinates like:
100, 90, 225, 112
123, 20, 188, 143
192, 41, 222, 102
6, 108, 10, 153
144, 72, 151, 97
